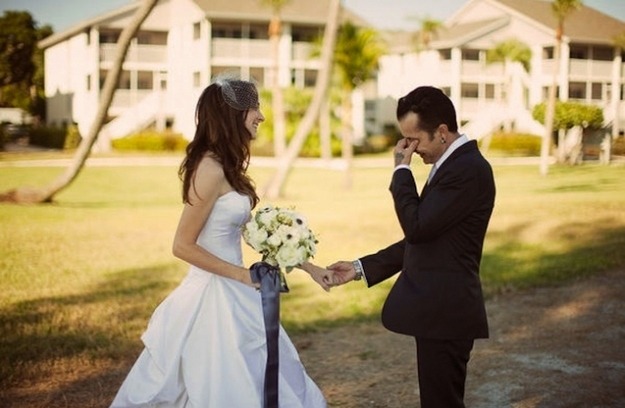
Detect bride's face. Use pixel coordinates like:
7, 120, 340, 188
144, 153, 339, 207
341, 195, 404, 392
245, 107, 265, 139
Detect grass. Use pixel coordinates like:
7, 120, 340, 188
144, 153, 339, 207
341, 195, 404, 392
1, 155, 624, 391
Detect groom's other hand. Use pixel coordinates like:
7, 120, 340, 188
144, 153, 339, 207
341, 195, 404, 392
327, 261, 357, 285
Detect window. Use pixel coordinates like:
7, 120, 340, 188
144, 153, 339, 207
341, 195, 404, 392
249, 24, 268, 40
99, 30, 121, 44
193, 72, 201, 88
211, 22, 243, 39
86, 74, 91, 91
439, 49, 452, 60
569, 45, 587, 59
461, 83, 479, 98
137, 31, 167, 45
292, 25, 322, 42
543, 47, 554, 59
138, 71, 154, 90
193, 22, 201, 40
485, 84, 495, 99
569, 81, 586, 99
591, 82, 603, 100
592, 46, 613, 61
461, 49, 480, 61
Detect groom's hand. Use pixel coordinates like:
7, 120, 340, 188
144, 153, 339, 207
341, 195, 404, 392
327, 261, 356, 285
394, 138, 418, 167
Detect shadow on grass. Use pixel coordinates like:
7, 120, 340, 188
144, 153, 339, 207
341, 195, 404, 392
481, 217, 625, 295
0, 264, 181, 388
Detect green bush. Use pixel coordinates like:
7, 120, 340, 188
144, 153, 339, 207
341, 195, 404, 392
111, 130, 188, 152
29, 126, 71, 149
484, 132, 542, 156
532, 101, 604, 130
63, 125, 82, 149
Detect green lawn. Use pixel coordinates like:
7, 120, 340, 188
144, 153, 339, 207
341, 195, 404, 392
1, 157, 624, 387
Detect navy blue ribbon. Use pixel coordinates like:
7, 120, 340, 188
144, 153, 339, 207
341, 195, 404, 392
250, 261, 289, 408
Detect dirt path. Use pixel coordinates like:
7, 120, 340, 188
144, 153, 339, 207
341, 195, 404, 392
295, 268, 625, 407
3, 269, 624, 407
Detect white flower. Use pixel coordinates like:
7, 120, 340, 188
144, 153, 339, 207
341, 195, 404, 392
242, 205, 318, 272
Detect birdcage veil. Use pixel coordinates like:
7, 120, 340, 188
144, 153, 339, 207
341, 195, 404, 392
212, 71, 259, 111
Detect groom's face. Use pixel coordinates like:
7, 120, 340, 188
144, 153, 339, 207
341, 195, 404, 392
398, 112, 447, 165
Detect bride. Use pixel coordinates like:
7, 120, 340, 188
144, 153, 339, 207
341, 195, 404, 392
110, 76, 329, 407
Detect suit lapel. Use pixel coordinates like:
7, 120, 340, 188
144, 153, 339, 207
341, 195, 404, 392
421, 140, 478, 197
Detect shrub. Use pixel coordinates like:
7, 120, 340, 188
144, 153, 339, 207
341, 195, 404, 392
29, 126, 69, 149
63, 125, 82, 149
484, 132, 542, 156
111, 130, 187, 152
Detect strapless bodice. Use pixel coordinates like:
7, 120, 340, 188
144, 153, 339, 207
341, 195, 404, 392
195, 191, 250, 266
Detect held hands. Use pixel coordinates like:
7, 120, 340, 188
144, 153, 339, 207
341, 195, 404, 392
394, 138, 418, 167
300, 261, 361, 291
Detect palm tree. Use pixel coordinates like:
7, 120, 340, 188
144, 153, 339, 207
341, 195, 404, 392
486, 38, 532, 133
333, 21, 385, 188
0, 0, 159, 204
486, 38, 531, 72
260, 0, 290, 158
415, 17, 442, 52
261, 0, 341, 199
540, 0, 582, 176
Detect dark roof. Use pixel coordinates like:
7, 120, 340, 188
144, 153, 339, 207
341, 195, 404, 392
495, 0, 625, 44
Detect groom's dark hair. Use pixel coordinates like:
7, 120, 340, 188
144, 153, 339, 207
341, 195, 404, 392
396, 86, 458, 134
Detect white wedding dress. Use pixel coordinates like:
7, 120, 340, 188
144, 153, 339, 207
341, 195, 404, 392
110, 191, 326, 407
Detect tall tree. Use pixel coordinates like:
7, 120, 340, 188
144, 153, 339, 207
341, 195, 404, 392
262, 0, 341, 199
0, 0, 159, 204
0, 11, 52, 120
260, 0, 290, 158
333, 21, 385, 188
486, 38, 532, 133
415, 17, 442, 52
486, 38, 531, 72
540, 0, 582, 175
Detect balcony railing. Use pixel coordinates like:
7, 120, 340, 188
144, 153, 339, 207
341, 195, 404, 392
210, 38, 318, 65
541, 58, 618, 79
109, 89, 154, 111
100, 44, 167, 64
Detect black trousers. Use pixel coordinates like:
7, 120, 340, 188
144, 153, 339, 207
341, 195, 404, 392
415, 338, 474, 408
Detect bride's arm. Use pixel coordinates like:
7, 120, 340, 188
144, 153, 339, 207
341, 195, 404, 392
172, 158, 255, 287
297, 261, 333, 292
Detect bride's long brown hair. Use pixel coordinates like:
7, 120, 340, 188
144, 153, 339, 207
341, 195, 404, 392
178, 81, 259, 208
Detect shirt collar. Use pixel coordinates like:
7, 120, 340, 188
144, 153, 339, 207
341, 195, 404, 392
434, 134, 468, 169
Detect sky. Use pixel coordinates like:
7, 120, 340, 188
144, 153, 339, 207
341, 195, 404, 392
0, 0, 624, 32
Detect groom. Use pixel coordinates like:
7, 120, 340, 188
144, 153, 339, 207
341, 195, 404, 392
330, 86, 495, 407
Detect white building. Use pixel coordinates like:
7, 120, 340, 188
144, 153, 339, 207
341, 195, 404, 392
40, 0, 625, 150
375, 0, 625, 139
39, 0, 365, 151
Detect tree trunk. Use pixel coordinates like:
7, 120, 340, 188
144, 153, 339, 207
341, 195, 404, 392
540, 28, 563, 176
261, 0, 340, 199
340, 86, 353, 189
0, 0, 159, 204
319, 94, 332, 161
269, 16, 286, 157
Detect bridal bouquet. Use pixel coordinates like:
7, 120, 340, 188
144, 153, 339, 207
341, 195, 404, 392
243, 205, 318, 272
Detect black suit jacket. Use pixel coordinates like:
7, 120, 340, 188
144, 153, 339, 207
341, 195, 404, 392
361, 140, 495, 340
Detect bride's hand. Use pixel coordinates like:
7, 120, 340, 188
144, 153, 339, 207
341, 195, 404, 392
299, 262, 333, 292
